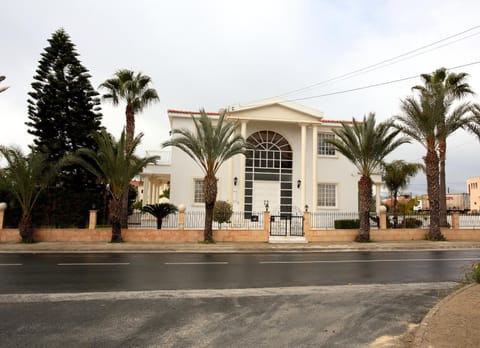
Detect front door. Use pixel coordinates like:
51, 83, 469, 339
253, 180, 280, 213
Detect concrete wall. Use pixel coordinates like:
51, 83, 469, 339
3, 227, 480, 243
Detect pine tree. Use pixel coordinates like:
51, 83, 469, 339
26, 28, 105, 227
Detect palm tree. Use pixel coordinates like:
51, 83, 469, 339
99, 69, 160, 227
382, 160, 423, 228
0, 146, 55, 242
395, 94, 445, 240
68, 129, 159, 242
412, 68, 474, 226
0, 75, 8, 93
99, 70, 159, 154
467, 104, 480, 140
142, 203, 178, 229
326, 113, 409, 242
162, 109, 247, 242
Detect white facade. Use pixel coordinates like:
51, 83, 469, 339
141, 99, 382, 214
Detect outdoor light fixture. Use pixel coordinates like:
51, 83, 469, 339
233, 177, 238, 186
264, 200, 269, 212
297, 179, 301, 188
305, 204, 309, 212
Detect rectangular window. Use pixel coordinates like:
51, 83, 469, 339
317, 133, 335, 156
194, 179, 204, 203
317, 183, 337, 207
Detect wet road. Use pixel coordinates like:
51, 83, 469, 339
0, 250, 478, 293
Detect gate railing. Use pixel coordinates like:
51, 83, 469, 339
270, 215, 304, 236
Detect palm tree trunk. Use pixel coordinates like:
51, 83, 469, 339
19, 215, 34, 243
439, 142, 448, 227
393, 189, 398, 228
121, 104, 136, 229
109, 197, 123, 242
425, 143, 444, 240
203, 175, 217, 242
156, 218, 162, 229
357, 175, 372, 242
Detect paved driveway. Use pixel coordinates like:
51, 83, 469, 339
0, 282, 454, 347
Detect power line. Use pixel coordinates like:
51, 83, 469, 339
277, 24, 480, 98
285, 59, 480, 102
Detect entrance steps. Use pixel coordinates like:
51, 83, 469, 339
268, 236, 308, 244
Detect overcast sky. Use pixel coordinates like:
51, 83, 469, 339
1, 0, 480, 194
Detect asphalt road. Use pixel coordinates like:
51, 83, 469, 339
0, 250, 478, 293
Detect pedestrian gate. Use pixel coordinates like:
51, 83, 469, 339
270, 215, 304, 237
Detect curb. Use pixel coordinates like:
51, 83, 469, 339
412, 283, 476, 347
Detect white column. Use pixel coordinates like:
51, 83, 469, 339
149, 181, 154, 205
300, 124, 306, 210
228, 157, 234, 205
311, 125, 318, 212
375, 182, 382, 215
240, 121, 247, 211
142, 176, 149, 204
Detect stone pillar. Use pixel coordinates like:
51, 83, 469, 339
379, 205, 387, 230
452, 212, 460, 229
300, 124, 306, 210
311, 125, 318, 212
264, 211, 270, 239
303, 211, 310, 238
0, 202, 7, 229
88, 210, 97, 230
178, 204, 186, 230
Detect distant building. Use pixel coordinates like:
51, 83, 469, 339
468, 177, 480, 213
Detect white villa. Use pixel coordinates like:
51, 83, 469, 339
140, 98, 382, 216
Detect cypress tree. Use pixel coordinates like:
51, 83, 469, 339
26, 28, 105, 227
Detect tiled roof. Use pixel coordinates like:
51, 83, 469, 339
168, 109, 220, 116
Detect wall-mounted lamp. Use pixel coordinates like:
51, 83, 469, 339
264, 200, 269, 212
297, 179, 302, 189
304, 204, 309, 212
233, 177, 238, 186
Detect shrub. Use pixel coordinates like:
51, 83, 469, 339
213, 200, 233, 227
334, 219, 360, 229
463, 263, 480, 284
403, 218, 423, 228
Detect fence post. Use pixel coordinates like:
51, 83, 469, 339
0, 202, 6, 229
178, 204, 186, 230
264, 211, 270, 237
88, 210, 97, 230
452, 212, 460, 229
379, 205, 387, 230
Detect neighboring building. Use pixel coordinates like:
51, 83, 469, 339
141, 98, 382, 214
468, 177, 480, 213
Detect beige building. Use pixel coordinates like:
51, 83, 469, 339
468, 176, 480, 213
141, 98, 382, 215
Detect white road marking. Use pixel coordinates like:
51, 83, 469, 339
57, 263, 130, 266
165, 262, 228, 265
0, 263, 22, 266
259, 257, 480, 264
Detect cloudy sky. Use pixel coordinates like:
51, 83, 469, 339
2, 0, 480, 194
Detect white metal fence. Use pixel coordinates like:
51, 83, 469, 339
128, 210, 480, 230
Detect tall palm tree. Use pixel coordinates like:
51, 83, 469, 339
162, 109, 247, 242
326, 113, 409, 242
142, 203, 178, 229
99, 70, 160, 154
412, 68, 474, 226
99, 69, 160, 228
382, 160, 423, 228
68, 129, 159, 242
0, 146, 56, 242
395, 94, 445, 240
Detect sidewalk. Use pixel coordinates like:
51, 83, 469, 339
2, 240, 480, 253
1, 239, 479, 347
